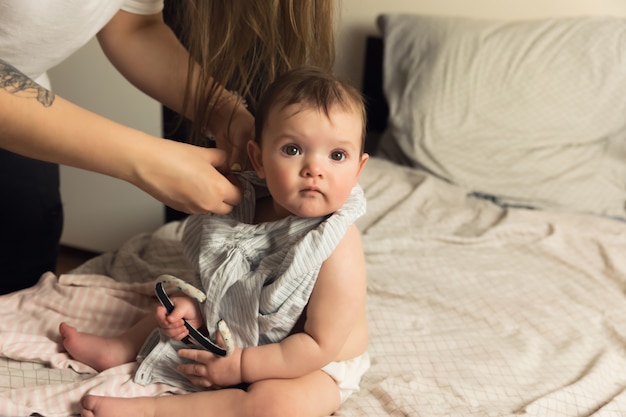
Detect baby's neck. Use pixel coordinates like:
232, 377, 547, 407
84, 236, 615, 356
253, 196, 286, 224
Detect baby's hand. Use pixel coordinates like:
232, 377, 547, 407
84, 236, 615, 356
177, 331, 243, 388
155, 296, 203, 341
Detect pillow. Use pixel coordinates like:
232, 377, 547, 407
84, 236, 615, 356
376, 14, 626, 219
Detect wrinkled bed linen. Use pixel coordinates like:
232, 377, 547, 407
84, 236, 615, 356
1, 157, 626, 417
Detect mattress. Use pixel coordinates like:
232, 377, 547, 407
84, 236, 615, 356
2, 157, 626, 416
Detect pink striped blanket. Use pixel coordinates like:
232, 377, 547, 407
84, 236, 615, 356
0, 272, 187, 417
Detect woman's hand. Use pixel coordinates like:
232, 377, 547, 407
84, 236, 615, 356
131, 138, 243, 215
155, 295, 204, 341
177, 333, 244, 388
206, 98, 255, 171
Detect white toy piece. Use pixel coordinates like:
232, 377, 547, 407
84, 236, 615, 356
158, 274, 206, 303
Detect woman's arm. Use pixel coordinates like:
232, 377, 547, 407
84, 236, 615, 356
0, 59, 241, 214
97, 10, 254, 167
96, 10, 190, 117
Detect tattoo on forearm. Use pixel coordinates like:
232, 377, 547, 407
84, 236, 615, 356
0, 59, 55, 107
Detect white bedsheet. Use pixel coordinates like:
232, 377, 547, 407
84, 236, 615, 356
1, 157, 626, 416
345, 158, 626, 416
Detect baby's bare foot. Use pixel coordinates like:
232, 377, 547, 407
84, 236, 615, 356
59, 322, 134, 371
81, 395, 156, 417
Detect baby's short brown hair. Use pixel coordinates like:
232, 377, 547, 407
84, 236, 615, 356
254, 67, 366, 153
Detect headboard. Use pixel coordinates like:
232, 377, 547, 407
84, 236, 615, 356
361, 36, 386, 155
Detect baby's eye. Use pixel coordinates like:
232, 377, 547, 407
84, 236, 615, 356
330, 151, 346, 161
281, 144, 301, 156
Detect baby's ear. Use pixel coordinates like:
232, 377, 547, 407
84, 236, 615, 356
354, 153, 369, 184
247, 140, 265, 178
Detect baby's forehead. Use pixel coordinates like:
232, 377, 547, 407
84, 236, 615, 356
262, 102, 364, 148
274, 101, 362, 121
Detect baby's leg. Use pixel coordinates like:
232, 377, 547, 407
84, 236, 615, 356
81, 369, 340, 417
81, 395, 157, 417
60, 314, 156, 372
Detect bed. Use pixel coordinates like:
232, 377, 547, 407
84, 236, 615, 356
2, 5, 626, 417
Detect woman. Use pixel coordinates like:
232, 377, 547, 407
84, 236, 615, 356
0, 0, 335, 293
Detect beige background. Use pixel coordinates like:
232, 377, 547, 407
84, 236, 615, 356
49, 0, 626, 252
335, 0, 626, 86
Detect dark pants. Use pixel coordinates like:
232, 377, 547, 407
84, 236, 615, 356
0, 149, 63, 294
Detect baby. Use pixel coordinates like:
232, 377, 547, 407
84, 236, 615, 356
60, 66, 370, 417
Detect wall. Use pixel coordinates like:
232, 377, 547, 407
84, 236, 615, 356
334, 0, 626, 86
48, 38, 164, 253
47, 0, 626, 252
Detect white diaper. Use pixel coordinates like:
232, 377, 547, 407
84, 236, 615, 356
321, 352, 370, 403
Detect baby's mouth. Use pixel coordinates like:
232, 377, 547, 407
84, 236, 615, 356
301, 187, 322, 194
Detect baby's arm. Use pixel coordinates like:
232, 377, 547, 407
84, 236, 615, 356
241, 224, 368, 382
175, 225, 367, 388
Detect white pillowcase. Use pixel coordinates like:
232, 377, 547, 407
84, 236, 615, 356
377, 14, 626, 219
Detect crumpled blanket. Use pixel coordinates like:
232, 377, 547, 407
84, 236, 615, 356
0, 273, 186, 417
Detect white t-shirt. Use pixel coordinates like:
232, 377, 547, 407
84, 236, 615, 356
0, 0, 163, 87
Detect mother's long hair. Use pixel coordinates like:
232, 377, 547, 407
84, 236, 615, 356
173, 0, 336, 145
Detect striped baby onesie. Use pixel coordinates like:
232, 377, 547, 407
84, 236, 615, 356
135, 172, 366, 390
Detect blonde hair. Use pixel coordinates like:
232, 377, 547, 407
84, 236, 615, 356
174, 0, 336, 145
254, 67, 366, 153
